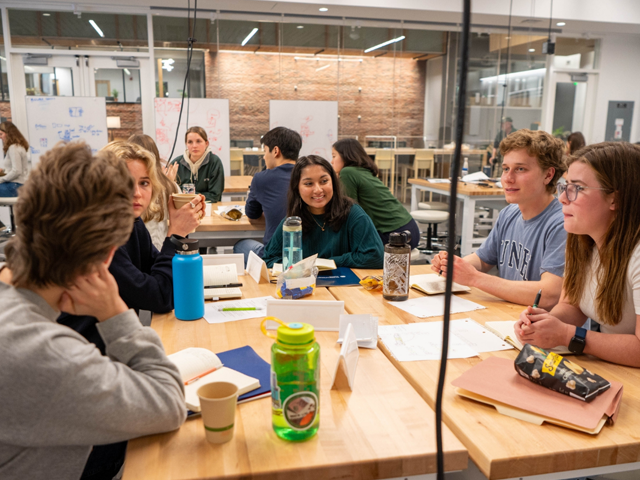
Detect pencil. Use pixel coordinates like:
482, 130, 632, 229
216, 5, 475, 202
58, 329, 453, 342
184, 364, 224, 385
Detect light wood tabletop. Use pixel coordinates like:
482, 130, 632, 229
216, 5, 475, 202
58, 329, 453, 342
223, 176, 253, 193
198, 202, 264, 232
329, 265, 640, 480
122, 276, 468, 480
408, 178, 504, 197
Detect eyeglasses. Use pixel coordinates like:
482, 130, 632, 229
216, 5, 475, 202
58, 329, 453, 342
556, 183, 607, 202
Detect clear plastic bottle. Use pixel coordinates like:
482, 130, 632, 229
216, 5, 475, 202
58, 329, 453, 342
462, 157, 469, 178
261, 317, 320, 441
383, 231, 411, 301
283, 216, 302, 271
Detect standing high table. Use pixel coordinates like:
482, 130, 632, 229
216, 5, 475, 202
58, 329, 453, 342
122, 276, 468, 480
409, 179, 505, 256
190, 201, 265, 248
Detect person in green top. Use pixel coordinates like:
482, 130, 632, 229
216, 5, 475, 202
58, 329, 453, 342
169, 126, 225, 202
331, 139, 420, 249
262, 155, 384, 269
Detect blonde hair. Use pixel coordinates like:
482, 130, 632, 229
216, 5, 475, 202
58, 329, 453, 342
563, 142, 640, 326
5, 142, 133, 288
101, 141, 162, 220
500, 129, 566, 193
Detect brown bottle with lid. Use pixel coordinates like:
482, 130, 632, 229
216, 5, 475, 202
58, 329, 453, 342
383, 230, 411, 301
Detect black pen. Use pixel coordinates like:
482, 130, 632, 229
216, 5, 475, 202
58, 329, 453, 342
532, 289, 542, 309
212, 283, 243, 288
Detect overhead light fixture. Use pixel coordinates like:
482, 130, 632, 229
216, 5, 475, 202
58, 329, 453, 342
319, 7, 328, 12
89, 20, 104, 38
43, 13, 51, 16
529, 48, 535, 52
161, 58, 175, 71
297, 25, 304, 29
364, 35, 405, 53
241, 28, 259, 46
0, 56, 5, 62
556, 22, 566, 26
124, 68, 131, 75
316, 64, 331, 72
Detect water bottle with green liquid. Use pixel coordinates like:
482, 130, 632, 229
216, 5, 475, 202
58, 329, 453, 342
261, 317, 320, 441
283, 216, 302, 271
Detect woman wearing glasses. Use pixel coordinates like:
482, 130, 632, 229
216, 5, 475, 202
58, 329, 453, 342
516, 142, 640, 366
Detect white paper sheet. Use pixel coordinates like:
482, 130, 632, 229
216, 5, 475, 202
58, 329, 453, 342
427, 178, 451, 184
449, 318, 514, 353
387, 294, 485, 318
461, 171, 489, 182
203, 296, 272, 324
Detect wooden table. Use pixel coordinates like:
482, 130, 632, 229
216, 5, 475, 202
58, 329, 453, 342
330, 265, 640, 480
192, 201, 265, 247
222, 175, 253, 201
122, 277, 468, 480
408, 178, 505, 257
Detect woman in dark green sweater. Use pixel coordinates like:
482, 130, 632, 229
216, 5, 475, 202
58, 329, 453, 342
332, 139, 420, 249
262, 155, 384, 269
169, 126, 225, 202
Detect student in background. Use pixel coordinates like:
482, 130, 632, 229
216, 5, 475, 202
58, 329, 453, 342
566, 131, 586, 155
0, 121, 29, 197
516, 143, 640, 366
234, 127, 302, 265
169, 126, 225, 202
0, 141, 185, 480
262, 155, 384, 269
331, 139, 420, 249
432, 129, 567, 309
129, 133, 180, 250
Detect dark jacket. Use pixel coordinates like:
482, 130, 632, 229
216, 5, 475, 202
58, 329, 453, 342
171, 152, 225, 202
58, 219, 175, 354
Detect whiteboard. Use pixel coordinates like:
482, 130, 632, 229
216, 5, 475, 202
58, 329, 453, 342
155, 98, 230, 175
269, 100, 338, 160
25, 96, 108, 162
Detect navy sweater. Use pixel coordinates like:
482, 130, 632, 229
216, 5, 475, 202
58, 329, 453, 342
58, 219, 175, 353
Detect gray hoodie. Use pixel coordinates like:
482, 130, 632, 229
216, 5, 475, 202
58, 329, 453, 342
0, 281, 186, 480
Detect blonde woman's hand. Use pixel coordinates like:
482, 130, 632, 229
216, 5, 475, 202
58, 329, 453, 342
167, 193, 205, 237
164, 162, 179, 182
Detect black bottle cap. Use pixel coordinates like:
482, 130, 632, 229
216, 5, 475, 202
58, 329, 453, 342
389, 230, 411, 246
170, 234, 199, 253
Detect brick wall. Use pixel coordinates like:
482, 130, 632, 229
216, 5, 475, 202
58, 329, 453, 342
106, 103, 143, 140
205, 52, 426, 148
0, 102, 12, 122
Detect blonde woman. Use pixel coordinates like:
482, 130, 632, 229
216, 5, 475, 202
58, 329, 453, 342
169, 126, 225, 202
516, 142, 640, 367
0, 121, 29, 197
129, 134, 180, 250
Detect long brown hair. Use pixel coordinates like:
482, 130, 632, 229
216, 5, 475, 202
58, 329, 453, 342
567, 132, 586, 154
128, 134, 179, 222
332, 139, 379, 176
0, 121, 29, 155
563, 142, 640, 325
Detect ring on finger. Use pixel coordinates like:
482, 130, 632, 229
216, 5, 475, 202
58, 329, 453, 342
189, 202, 196, 209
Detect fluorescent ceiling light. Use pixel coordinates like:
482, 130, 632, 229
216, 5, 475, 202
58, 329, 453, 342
0, 56, 5, 62
89, 20, 104, 38
319, 7, 328, 12
124, 68, 131, 75
364, 35, 405, 53
241, 28, 259, 46
316, 64, 331, 71
43, 13, 51, 16
528, 48, 535, 52
161, 58, 175, 71
297, 25, 304, 29
556, 22, 566, 26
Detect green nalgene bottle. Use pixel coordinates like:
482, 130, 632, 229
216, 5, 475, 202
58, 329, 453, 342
261, 317, 320, 441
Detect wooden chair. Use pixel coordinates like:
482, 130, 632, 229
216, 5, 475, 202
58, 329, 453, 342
374, 149, 395, 192
229, 148, 244, 176
400, 149, 435, 203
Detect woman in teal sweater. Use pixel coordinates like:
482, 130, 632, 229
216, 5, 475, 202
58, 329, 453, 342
332, 139, 420, 249
262, 155, 384, 269
169, 126, 225, 202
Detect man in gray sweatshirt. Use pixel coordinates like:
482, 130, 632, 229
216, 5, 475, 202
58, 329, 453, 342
0, 142, 186, 480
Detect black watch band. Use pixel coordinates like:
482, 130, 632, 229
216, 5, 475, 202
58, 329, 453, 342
568, 326, 587, 354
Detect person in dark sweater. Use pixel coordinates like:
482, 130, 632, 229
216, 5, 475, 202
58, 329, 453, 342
331, 139, 420, 249
262, 155, 384, 269
57, 141, 203, 480
169, 126, 225, 202
234, 127, 302, 265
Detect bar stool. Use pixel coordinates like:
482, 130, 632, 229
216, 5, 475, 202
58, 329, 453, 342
411, 210, 449, 254
418, 201, 449, 211
0, 197, 17, 235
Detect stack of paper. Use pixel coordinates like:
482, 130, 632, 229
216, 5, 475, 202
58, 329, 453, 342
387, 294, 485, 318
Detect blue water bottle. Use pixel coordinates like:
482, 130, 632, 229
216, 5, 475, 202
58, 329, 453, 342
283, 216, 302, 271
170, 235, 204, 321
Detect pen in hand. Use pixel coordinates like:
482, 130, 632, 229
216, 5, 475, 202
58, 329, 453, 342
532, 289, 542, 309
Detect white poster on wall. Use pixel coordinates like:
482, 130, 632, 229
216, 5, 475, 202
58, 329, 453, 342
269, 100, 338, 160
154, 98, 230, 174
25, 96, 108, 163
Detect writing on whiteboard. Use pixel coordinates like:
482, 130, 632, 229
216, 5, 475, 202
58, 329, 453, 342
69, 107, 84, 118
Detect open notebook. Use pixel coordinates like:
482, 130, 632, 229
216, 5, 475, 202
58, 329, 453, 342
485, 320, 571, 355
410, 274, 471, 295
168, 347, 261, 412
272, 258, 337, 275
203, 264, 242, 300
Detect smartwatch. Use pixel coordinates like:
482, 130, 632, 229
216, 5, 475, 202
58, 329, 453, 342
568, 326, 587, 354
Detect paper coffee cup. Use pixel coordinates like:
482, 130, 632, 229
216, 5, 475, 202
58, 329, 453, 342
171, 193, 198, 210
197, 381, 238, 444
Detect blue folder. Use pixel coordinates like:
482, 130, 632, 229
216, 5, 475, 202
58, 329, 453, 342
316, 267, 361, 287
217, 345, 271, 402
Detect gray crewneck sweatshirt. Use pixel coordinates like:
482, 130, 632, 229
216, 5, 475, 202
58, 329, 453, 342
0, 281, 186, 480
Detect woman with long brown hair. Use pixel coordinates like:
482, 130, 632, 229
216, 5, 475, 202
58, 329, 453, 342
129, 133, 180, 250
515, 142, 640, 367
0, 121, 29, 197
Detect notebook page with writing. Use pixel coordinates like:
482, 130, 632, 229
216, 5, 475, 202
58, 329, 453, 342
203, 264, 238, 287
168, 348, 222, 384
484, 320, 572, 354
410, 274, 470, 295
